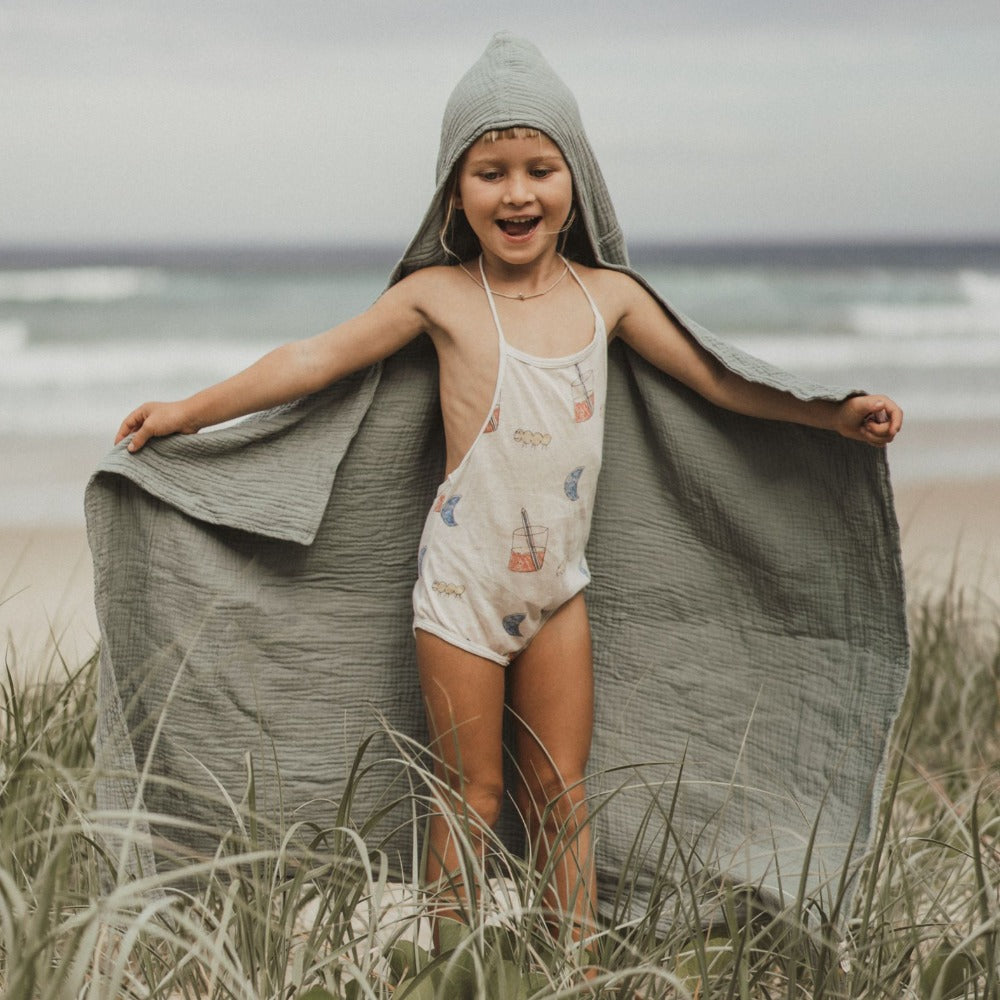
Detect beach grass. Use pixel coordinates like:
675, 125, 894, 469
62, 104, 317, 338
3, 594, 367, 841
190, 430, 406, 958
2, 585, 998, 999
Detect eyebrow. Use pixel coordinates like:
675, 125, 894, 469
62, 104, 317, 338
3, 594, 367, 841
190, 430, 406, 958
465, 151, 565, 168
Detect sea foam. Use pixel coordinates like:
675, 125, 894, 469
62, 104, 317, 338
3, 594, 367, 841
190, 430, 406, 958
848, 269, 1000, 340
0, 339, 268, 387
737, 332, 1000, 371
0, 320, 29, 353
0, 267, 166, 303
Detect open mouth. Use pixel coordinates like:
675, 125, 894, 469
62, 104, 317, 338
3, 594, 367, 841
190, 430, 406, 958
496, 217, 541, 237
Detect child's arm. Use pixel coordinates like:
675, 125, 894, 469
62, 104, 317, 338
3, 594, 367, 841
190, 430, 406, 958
116, 280, 428, 452
612, 277, 902, 446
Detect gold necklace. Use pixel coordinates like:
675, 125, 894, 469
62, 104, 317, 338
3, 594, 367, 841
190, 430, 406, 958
460, 255, 570, 301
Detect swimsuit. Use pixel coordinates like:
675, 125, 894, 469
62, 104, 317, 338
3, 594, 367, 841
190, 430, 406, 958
412, 258, 607, 665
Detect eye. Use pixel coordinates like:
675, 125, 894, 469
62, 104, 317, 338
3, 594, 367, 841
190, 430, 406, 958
479, 169, 502, 181
530, 167, 554, 179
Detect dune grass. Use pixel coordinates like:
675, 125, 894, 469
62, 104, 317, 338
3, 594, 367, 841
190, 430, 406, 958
2, 584, 998, 998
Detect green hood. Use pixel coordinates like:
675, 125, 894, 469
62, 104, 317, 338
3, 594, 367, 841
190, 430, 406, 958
391, 32, 625, 280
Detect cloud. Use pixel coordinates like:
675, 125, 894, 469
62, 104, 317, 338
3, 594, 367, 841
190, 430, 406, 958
2, 3, 998, 242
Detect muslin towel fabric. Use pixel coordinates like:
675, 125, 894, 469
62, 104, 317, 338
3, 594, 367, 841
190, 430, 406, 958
86, 33, 908, 924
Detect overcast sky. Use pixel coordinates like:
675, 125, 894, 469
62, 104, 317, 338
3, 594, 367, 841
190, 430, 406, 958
3, 1, 999, 245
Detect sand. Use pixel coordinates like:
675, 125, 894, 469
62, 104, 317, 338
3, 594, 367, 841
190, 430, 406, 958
1, 525, 99, 682
2, 422, 998, 683
894, 479, 1000, 607
0, 435, 108, 681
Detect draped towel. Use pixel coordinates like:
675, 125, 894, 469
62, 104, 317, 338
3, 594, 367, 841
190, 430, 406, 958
87, 33, 909, 924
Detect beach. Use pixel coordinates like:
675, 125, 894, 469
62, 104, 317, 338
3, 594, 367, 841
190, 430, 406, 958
0, 434, 106, 680
2, 419, 997, 686
4, 239, 999, 680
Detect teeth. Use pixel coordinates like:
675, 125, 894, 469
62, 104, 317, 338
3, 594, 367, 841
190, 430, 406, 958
498, 217, 540, 231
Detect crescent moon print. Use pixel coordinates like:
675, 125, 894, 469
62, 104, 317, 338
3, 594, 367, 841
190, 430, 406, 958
564, 466, 584, 501
439, 495, 462, 527
502, 613, 526, 637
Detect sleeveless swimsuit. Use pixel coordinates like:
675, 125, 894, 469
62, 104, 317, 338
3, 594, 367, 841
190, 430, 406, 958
412, 258, 608, 665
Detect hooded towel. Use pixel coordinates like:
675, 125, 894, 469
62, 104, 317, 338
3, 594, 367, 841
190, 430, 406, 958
86, 33, 909, 924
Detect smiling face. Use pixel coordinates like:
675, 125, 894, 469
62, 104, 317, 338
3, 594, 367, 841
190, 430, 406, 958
454, 130, 574, 270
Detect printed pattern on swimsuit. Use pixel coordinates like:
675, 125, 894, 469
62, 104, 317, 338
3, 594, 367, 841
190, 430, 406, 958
412, 260, 607, 665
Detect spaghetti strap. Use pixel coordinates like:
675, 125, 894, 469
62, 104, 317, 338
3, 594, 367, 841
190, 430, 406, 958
479, 256, 508, 347
564, 259, 604, 330
479, 255, 604, 350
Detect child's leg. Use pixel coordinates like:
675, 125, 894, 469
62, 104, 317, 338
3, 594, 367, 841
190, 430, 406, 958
415, 629, 506, 916
508, 592, 597, 940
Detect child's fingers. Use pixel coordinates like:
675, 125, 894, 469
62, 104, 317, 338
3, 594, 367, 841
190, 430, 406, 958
117, 401, 193, 451
860, 397, 903, 436
872, 400, 903, 436
114, 411, 143, 445
126, 427, 150, 452
860, 396, 888, 422
115, 404, 155, 448
863, 426, 891, 446
889, 404, 904, 435
861, 407, 902, 445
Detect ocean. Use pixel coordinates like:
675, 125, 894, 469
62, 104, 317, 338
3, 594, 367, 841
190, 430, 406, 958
2, 241, 999, 522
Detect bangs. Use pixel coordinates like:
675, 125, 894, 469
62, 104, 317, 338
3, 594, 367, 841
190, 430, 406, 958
477, 126, 542, 144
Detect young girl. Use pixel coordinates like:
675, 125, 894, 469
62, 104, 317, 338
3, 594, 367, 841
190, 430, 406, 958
95, 33, 906, 943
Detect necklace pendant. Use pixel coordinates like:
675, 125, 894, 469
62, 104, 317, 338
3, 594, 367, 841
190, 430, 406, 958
465, 254, 570, 302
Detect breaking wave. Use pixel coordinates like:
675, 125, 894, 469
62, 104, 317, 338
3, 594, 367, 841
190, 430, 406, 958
0, 267, 167, 303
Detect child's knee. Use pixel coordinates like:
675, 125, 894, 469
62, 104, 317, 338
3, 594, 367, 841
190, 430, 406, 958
436, 771, 504, 829
461, 777, 504, 828
516, 766, 587, 820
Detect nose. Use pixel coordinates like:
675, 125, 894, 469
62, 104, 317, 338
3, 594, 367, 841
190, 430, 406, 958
503, 171, 535, 206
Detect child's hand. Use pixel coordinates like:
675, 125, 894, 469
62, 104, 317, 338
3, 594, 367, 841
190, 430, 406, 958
834, 395, 903, 446
115, 401, 198, 453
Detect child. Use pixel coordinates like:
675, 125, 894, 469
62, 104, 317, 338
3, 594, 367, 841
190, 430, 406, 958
93, 34, 906, 943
